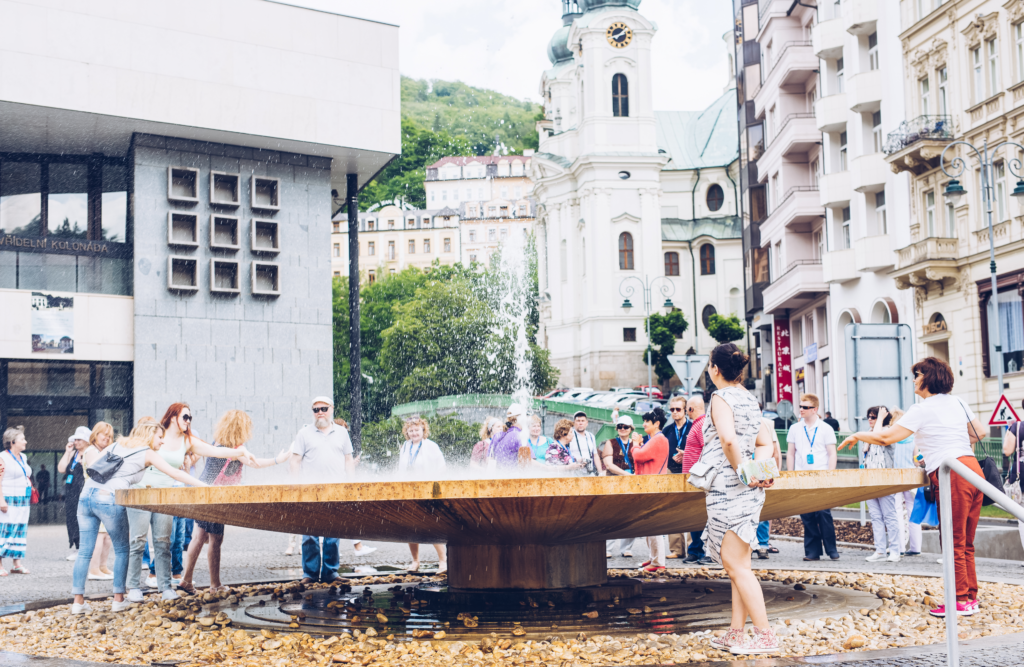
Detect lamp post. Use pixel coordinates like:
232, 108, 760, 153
941, 139, 1024, 398
620, 275, 677, 397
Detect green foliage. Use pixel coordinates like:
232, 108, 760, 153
642, 310, 690, 384
332, 276, 351, 420
706, 313, 746, 344
360, 414, 481, 469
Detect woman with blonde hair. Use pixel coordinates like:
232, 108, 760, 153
398, 415, 447, 573
470, 417, 503, 468
84, 423, 115, 580
178, 410, 288, 595
125, 403, 257, 603
71, 419, 207, 615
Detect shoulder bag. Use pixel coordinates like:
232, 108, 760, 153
687, 393, 724, 492
959, 399, 1003, 506
86, 446, 147, 484
1003, 423, 1024, 505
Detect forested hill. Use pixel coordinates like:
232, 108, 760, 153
358, 76, 542, 211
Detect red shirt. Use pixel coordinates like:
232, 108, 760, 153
681, 414, 706, 474
632, 432, 669, 475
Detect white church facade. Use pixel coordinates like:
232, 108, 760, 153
531, 0, 743, 391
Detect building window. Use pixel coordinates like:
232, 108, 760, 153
408, 239, 416, 254
1017, 23, 1024, 83
612, 73, 629, 117
388, 240, 395, 260
706, 184, 725, 212
442, 190, 447, 201
332, 243, 340, 258
995, 162, 1008, 221
407, 218, 415, 228
618, 232, 634, 270
514, 187, 522, 198
333, 222, 340, 233
488, 228, 496, 241
871, 111, 883, 153
368, 271, 376, 285
938, 66, 948, 115
368, 220, 375, 231
664, 251, 680, 276
444, 237, 451, 252
770, 173, 779, 211
814, 229, 824, 259
469, 229, 476, 242
334, 271, 341, 277
387, 219, 395, 229
470, 254, 478, 264
424, 239, 431, 253
988, 38, 1001, 96
500, 228, 508, 240
368, 241, 375, 256
839, 131, 848, 170
841, 206, 851, 249
423, 217, 430, 227
702, 304, 717, 328
875, 190, 887, 235
945, 200, 956, 237
926, 191, 936, 237
836, 56, 845, 94
868, 32, 879, 70
920, 77, 930, 115
623, 328, 637, 342
501, 187, 508, 198
488, 206, 497, 216
700, 244, 716, 275
973, 47, 983, 103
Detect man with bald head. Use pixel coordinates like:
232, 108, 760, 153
680, 395, 712, 564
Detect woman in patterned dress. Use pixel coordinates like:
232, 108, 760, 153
698, 344, 779, 655
0, 426, 32, 575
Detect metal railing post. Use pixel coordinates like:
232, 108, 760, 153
937, 463, 959, 667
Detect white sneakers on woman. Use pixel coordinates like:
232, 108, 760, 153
111, 599, 132, 612
70, 602, 92, 615
87, 571, 113, 580
865, 552, 886, 562
127, 589, 145, 603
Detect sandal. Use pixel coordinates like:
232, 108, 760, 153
767, 544, 779, 554
0, 568, 8, 577
9, 566, 30, 574
177, 581, 197, 595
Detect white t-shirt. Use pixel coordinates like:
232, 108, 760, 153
398, 438, 446, 475
897, 394, 976, 474
787, 418, 837, 471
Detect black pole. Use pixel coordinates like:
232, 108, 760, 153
346, 173, 362, 455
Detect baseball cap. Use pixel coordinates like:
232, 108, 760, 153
616, 415, 634, 428
311, 395, 334, 408
573, 410, 587, 419
506, 403, 526, 419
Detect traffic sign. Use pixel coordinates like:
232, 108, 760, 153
988, 394, 1020, 426
776, 399, 795, 423
666, 354, 709, 397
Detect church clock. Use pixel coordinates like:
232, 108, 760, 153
606, 22, 633, 49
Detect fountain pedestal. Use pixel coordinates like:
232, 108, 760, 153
448, 542, 606, 590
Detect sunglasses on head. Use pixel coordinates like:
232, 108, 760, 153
914, 371, 923, 378
181, 414, 192, 422
312, 406, 331, 414
799, 405, 815, 410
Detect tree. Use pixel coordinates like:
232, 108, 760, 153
361, 414, 480, 468
642, 310, 689, 384
332, 276, 351, 420
707, 313, 746, 345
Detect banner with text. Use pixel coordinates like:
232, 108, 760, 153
774, 319, 793, 404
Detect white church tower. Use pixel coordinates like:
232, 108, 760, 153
533, 0, 742, 391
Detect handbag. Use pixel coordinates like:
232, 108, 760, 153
1003, 428, 1024, 505
979, 456, 1004, 506
687, 458, 720, 492
30, 487, 39, 505
86, 446, 146, 484
211, 456, 244, 487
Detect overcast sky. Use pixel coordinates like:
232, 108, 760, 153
279, 0, 735, 112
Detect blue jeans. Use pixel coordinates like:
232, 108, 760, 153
302, 536, 340, 582
127, 508, 173, 592
170, 516, 192, 575
72, 488, 130, 595
687, 531, 705, 559
757, 520, 770, 548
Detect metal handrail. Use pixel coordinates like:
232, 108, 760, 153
936, 457, 1024, 666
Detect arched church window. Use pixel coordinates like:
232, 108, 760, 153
664, 252, 680, 276
612, 74, 629, 117
700, 244, 716, 275
706, 184, 725, 212
702, 304, 717, 328
618, 232, 634, 270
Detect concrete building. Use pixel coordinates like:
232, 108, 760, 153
532, 0, 742, 391
886, 0, 1024, 426
0, 0, 399, 471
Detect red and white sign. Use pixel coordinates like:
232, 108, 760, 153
774, 319, 793, 404
988, 394, 1021, 426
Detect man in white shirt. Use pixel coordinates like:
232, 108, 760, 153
570, 411, 604, 476
786, 393, 839, 561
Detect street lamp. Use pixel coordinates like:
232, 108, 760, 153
940, 139, 1024, 397
620, 275, 677, 397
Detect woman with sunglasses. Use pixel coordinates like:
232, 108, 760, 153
602, 415, 641, 558
125, 403, 255, 603
853, 406, 903, 563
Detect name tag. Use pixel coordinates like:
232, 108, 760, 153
806, 454, 814, 466
66, 475, 75, 485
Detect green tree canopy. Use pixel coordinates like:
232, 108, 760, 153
643, 310, 689, 384
707, 313, 746, 345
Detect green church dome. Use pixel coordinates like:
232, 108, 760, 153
547, 25, 574, 64
579, 0, 641, 11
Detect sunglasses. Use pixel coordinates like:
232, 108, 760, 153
867, 415, 878, 420
799, 405, 815, 410
914, 371, 923, 378
181, 414, 192, 422
669, 407, 684, 413
312, 406, 331, 414
616, 425, 632, 429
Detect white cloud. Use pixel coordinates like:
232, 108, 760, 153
278, 0, 733, 110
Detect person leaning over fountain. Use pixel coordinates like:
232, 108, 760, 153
632, 406, 671, 573
397, 415, 447, 574
786, 393, 840, 562
290, 396, 355, 584
546, 419, 589, 472
699, 343, 780, 655
664, 395, 692, 559
489, 404, 531, 468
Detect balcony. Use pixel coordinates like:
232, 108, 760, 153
848, 69, 882, 113
844, 0, 878, 35
763, 186, 823, 237
815, 93, 848, 133
891, 237, 960, 290
884, 115, 955, 175
772, 41, 818, 87
820, 171, 852, 208
763, 260, 829, 314
855, 234, 893, 271
812, 18, 845, 59
851, 152, 887, 193
761, 113, 819, 166
823, 248, 857, 283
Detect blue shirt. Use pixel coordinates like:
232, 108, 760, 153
892, 435, 916, 469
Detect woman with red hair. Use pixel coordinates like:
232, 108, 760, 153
125, 403, 256, 603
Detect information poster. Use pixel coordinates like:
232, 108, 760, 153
31, 292, 74, 354
774, 319, 793, 404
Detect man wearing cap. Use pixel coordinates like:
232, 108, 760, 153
289, 396, 355, 584
602, 415, 641, 557
569, 412, 604, 476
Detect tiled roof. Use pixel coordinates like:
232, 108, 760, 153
661, 216, 742, 241
428, 155, 532, 169
655, 88, 739, 171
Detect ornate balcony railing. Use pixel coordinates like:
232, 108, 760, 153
883, 115, 955, 156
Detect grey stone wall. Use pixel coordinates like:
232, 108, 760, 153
130, 134, 333, 454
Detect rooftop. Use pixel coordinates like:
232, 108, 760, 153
655, 89, 739, 171
661, 216, 742, 241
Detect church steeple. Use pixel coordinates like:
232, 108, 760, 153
579, 0, 641, 11
561, 1, 582, 25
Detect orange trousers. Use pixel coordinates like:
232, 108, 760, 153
928, 455, 984, 602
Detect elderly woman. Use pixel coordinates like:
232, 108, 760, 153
526, 415, 553, 462
398, 416, 447, 574
57, 426, 93, 561
545, 419, 587, 472
840, 356, 986, 618
698, 344, 778, 655
1, 426, 33, 576
845, 406, 903, 563
490, 404, 533, 468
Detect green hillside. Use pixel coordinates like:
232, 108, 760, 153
358, 76, 542, 211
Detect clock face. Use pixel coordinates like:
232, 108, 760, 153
606, 22, 633, 49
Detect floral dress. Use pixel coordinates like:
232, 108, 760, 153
698, 386, 764, 565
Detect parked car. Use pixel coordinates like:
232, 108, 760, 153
560, 387, 595, 402
537, 388, 570, 399
634, 385, 664, 399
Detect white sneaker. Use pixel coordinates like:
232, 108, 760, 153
887, 552, 901, 562
127, 589, 145, 603
161, 589, 179, 601
171, 576, 182, 587
70, 602, 92, 615
66, 552, 78, 562
865, 552, 886, 562
354, 546, 377, 556
111, 599, 132, 612
146, 575, 157, 588
87, 572, 114, 581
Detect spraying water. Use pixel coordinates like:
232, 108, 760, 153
485, 228, 535, 409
